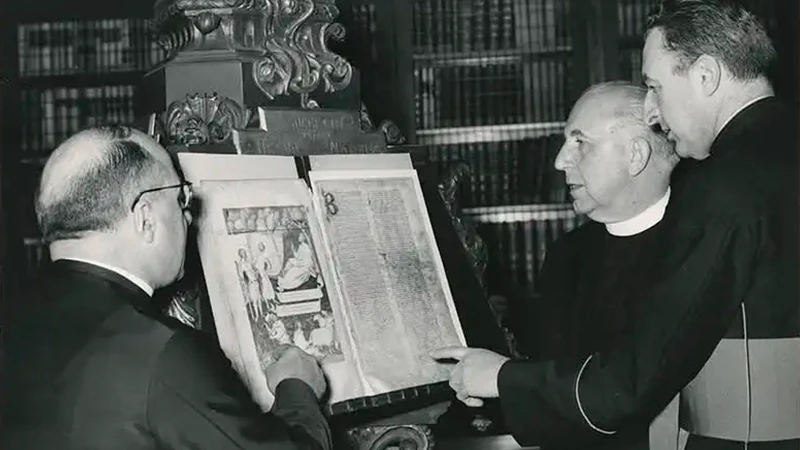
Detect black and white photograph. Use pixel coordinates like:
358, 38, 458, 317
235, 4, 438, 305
2, 1, 798, 449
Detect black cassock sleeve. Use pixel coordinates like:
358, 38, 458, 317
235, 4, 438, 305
497, 211, 764, 446
147, 330, 332, 450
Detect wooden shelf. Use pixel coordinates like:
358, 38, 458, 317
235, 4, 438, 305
12, 1, 153, 24
19, 156, 49, 166
412, 46, 573, 68
463, 203, 576, 224
17, 71, 147, 89
416, 122, 565, 146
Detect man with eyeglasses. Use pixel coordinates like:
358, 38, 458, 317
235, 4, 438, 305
3, 125, 332, 450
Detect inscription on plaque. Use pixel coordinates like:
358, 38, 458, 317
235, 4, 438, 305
233, 109, 387, 156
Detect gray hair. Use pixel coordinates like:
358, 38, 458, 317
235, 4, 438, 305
581, 81, 678, 164
35, 125, 171, 243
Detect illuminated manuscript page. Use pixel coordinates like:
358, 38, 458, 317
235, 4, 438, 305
177, 153, 299, 407
309, 169, 466, 396
194, 178, 363, 411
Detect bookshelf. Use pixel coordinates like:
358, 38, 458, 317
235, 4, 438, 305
405, 0, 581, 301
7, 3, 165, 283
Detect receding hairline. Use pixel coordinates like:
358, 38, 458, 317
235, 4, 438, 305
37, 127, 175, 211
579, 81, 647, 111
569, 82, 648, 132
567, 81, 676, 163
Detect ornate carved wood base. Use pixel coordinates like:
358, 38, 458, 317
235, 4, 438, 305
346, 425, 434, 450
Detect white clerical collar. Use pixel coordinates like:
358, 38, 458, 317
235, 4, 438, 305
716, 94, 774, 139
605, 188, 671, 237
55, 257, 155, 296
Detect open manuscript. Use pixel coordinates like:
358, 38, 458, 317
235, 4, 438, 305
177, 153, 466, 414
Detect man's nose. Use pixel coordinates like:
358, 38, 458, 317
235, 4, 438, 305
644, 92, 661, 127
554, 143, 572, 171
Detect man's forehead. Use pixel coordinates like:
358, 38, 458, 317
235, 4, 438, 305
566, 95, 619, 136
641, 28, 670, 77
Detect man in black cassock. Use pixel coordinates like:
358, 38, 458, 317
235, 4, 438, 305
507, 80, 680, 450
432, 1, 800, 449
3, 126, 332, 450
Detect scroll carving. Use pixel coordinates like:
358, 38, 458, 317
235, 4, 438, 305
154, 0, 270, 54
358, 103, 407, 146
162, 93, 252, 145
154, 0, 353, 109
252, 0, 353, 109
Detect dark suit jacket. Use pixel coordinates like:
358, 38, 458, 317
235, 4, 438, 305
2, 259, 331, 450
496, 97, 799, 450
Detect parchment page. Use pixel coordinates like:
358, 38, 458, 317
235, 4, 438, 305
177, 152, 298, 182
177, 153, 298, 384
195, 179, 363, 411
308, 169, 466, 395
308, 153, 413, 172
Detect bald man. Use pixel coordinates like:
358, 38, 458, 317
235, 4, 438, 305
435, 82, 680, 449
3, 125, 332, 450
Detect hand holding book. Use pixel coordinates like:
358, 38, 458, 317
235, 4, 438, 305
266, 344, 327, 399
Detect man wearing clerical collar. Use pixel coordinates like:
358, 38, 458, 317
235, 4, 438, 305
556, 81, 677, 235
511, 81, 678, 450
434, 2, 799, 450
540, 80, 678, 356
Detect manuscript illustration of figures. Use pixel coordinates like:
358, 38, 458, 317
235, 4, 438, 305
235, 247, 274, 319
223, 206, 343, 372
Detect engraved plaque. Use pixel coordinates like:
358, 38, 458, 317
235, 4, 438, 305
233, 109, 387, 157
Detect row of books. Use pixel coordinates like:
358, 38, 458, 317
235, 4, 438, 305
348, 2, 378, 62
20, 85, 137, 154
414, 58, 571, 129
17, 19, 162, 77
423, 135, 570, 207
476, 210, 587, 297
412, 0, 570, 54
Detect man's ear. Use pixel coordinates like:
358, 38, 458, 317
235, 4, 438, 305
630, 137, 652, 176
133, 200, 156, 244
691, 54, 722, 97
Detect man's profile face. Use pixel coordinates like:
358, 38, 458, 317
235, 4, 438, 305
555, 94, 632, 222
642, 28, 710, 160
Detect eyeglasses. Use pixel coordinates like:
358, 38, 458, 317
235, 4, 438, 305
130, 181, 193, 212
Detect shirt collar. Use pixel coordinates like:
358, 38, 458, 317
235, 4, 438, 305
715, 95, 774, 139
54, 257, 155, 297
605, 188, 671, 237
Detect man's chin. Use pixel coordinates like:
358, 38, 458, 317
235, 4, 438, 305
570, 197, 590, 215
171, 265, 186, 284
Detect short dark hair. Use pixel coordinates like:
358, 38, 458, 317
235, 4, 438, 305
36, 125, 168, 243
646, 0, 776, 80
